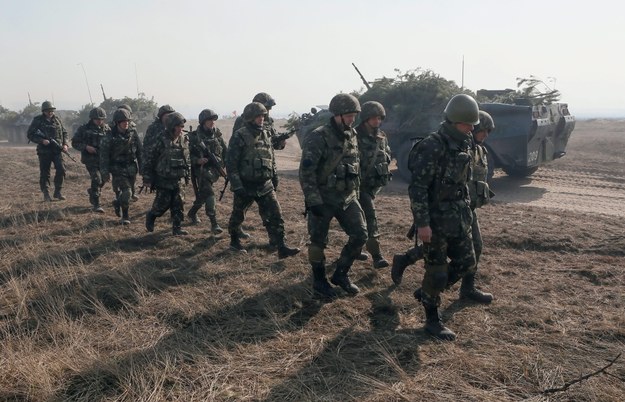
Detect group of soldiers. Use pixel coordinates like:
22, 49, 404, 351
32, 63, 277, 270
26, 91, 495, 341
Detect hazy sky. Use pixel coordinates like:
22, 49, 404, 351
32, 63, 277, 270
1, 0, 623, 118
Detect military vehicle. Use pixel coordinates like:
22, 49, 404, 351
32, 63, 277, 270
290, 69, 575, 182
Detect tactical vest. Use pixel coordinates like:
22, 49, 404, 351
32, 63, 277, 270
469, 144, 492, 209
318, 127, 360, 193
76, 123, 108, 165
29, 115, 65, 153
357, 127, 391, 189
237, 127, 274, 182
156, 137, 189, 180
109, 128, 139, 166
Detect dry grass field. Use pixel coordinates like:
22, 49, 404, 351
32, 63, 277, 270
0, 119, 624, 401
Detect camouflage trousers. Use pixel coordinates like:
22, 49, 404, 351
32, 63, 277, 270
150, 185, 185, 224
420, 208, 476, 307
37, 152, 65, 192
190, 174, 218, 217
112, 174, 136, 209
85, 165, 102, 202
307, 200, 368, 268
228, 190, 285, 246
472, 209, 483, 265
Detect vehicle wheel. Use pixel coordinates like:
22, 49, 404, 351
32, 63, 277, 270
502, 166, 539, 178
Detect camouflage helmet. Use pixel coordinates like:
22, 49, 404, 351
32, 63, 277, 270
166, 112, 186, 131
444, 94, 480, 125
198, 108, 219, 125
41, 101, 56, 112
89, 107, 107, 120
360, 101, 386, 121
242, 102, 268, 122
118, 104, 133, 114
157, 104, 175, 119
252, 92, 276, 108
113, 109, 132, 123
473, 111, 495, 134
329, 93, 361, 116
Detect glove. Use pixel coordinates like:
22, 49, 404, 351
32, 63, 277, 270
234, 188, 247, 198
309, 204, 325, 217
102, 173, 110, 185
272, 175, 279, 191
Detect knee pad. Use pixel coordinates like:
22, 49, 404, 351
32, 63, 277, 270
308, 244, 325, 264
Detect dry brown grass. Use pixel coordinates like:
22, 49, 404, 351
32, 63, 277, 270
0, 120, 624, 401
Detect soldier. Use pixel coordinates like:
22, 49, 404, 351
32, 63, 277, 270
144, 112, 191, 236
299, 93, 367, 298
71, 107, 111, 212
232, 92, 287, 150
100, 109, 142, 225
143, 104, 176, 163
226, 102, 300, 258
406, 93, 483, 341
187, 108, 227, 234
356, 101, 392, 268
26, 101, 69, 202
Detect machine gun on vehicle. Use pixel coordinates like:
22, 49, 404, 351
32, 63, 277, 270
31, 129, 77, 162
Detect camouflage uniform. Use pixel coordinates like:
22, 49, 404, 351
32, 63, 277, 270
356, 119, 392, 268
300, 111, 368, 295
233, 92, 286, 150
26, 103, 68, 200
99, 115, 142, 223
71, 110, 111, 211
144, 112, 190, 235
142, 105, 175, 173
187, 121, 227, 230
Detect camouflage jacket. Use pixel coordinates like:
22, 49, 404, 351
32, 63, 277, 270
142, 119, 165, 169
227, 122, 276, 197
99, 126, 142, 177
188, 126, 227, 183
299, 119, 360, 208
468, 139, 492, 209
71, 121, 111, 167
408, 122, 472, 232
356, 123, 392, 195
143, 131, 190, 189
27, 114, 68, 155
233, 115, 285, 150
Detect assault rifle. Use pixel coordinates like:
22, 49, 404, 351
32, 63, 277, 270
197, 140, 229, 201
271, 128, 297, 148
32, 129, 77, 162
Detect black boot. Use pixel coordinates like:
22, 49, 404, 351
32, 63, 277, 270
187, 205, 202, 224
423, 303, 456, 341
331, 264, 360, 295
372, 255, 389, 269
366, 239, 389, 268
459, 273, 493, 303
145, 212, 156, 232
172, 224, 188, 236
230, 234, 247, 253
391, 254, 410, 285
42, 190, 52, 202
53, 188, 66, 200
237, 229, 251, 239
113, 199, 121, 217
93, 197, 105, 213
278, 243, 300, 259
209, 215, 223, 234
312, 263, 336, 298
355, 252, 368, 261
121, 207, 130, 225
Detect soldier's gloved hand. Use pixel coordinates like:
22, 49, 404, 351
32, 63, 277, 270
272, 175, 279, 191
308, 204, 325, 217
233, 188, 247, 198
102, 173, 110, 185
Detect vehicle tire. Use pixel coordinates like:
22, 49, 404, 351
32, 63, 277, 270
502, 166, 539, 178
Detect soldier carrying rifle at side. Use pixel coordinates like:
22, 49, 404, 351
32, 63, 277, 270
187, 108, 228, 234
27, 101, 70, 202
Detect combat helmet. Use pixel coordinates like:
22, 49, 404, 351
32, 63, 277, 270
360, 101, 386, 121
252, 92, 276, 108
118, 104, 133, 114
89, 107, 107, 120
198, 109, 219, 125
242, 102, 268, 122
329, 93, 361, 116
41, 101, 56, 112
444, 94, 480, 125
113, 109, 132, 123
166, 112, 186, 131
157, 104, 175, 119
473, 111, 495, 134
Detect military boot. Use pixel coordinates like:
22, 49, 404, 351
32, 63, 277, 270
112, 199, 121, 217
459, 273, 493, 303
145, 211, 156, 232
355, 252, 368, 261
209, 215, 223, 234
391, 254, 410, 285
278, 243, 301, 259
237, 229, 251, 240
172, 223, 189, 236
187, 205, 202, 225
42, 190, 52, 202
121, 207, 131, 225
423, 303, 456, 341
93, 197, 105, 214
366, 238, 389, 269
311, 263, 337, 299
230, 234, 247, 253
330, 263, 360, 295
53, 188, 66, 201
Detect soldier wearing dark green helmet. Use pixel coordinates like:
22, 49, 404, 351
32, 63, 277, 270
144, 112, 191, 236
99, 108, 142, 225
299, 93, 367, 298
71, 107, 111, 212
27, 100, 69, 201
232, 92, 288, 150
187, 108, 228, 234
355, 101, 392, 269
226, 102, 300, 258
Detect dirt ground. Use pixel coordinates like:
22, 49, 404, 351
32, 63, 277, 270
0, 119, 623, 401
